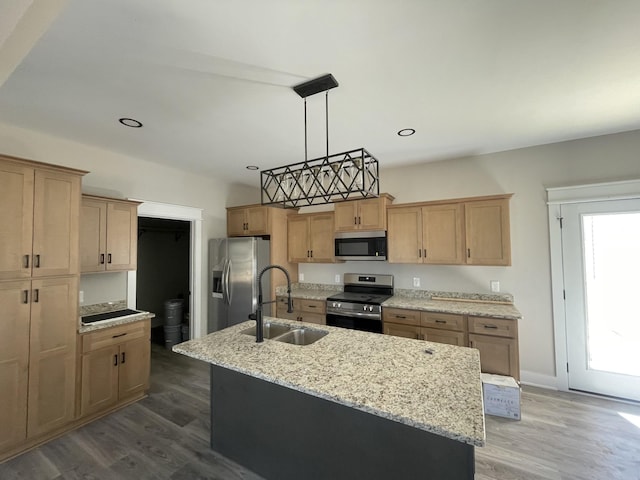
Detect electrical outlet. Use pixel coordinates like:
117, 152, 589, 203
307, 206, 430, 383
413, 277, 420, 287
490, 280, 500, 293
79, 290, 84, 303
335, 274, 341, 283
299, 273, 304, 282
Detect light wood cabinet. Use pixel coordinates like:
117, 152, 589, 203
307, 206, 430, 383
80, 195, 139, 272
464, 198, 511, 266
387, 204, 464, 264
383, 307, 518, 376
387, 194, 511, 266
0, 158, 83, 280
288, 212, 335, 263
80, 320, 150, 417
468, 315, 519, 380
276, 296, 326, 325
334, 194, 394, 232
227, 206, 270, 236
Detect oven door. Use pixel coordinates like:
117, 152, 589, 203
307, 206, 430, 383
326, 313, 383, 333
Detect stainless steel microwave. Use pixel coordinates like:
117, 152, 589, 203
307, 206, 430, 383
334, 231, 387, 261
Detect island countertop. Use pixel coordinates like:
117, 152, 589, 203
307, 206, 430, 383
173, 317, 486, 447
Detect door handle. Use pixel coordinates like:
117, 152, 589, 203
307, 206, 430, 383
24, 255, 30, 268
33, 289, 39, 303
108, 253, 112, 264
23, 290, 29, 304
34, 254, 40, 268
100, 253, 105, 264
225, 259, 233, 305
113, 354, 119, 366
121, 352, 126, 364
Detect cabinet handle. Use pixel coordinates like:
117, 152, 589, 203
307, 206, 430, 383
308, 305, 317, 308
483, 324, 498, 329
23, 290, 29, 304
112, 332, 127, 338
107, 253, 112, 264
358, 216, 361, 225
354, 217, 357, 225
24, 255, 30, 268
418, 249, 422, 258
467, 248, 471, 258
121, 352, 126, 364
423, 249, 427, 258
307, 250, 310, 258
435, 319, 446, 324
310, 250, 313, 258
113, 354, 119, 366
34, 254, 40, 268
100, 253, 105, 264
395, 315, 406, 319
33, 289, 39, 303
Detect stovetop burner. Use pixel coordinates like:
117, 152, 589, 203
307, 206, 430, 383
326, 292, 392, 305
327, 273, 394, 306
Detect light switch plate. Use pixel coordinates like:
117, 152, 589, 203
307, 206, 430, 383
299, 273, 304, 282
490, 280, 500, 292
79, 290, 84, 304
335, 274, 341, 283
413, 277, 420, 287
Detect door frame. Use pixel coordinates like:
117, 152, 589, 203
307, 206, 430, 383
547, 178, 640, 392
126, 199, 204, 339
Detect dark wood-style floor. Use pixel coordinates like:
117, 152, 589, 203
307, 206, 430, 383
2, 344, 639, 479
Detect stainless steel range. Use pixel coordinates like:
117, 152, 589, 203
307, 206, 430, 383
326, 273, 394, 333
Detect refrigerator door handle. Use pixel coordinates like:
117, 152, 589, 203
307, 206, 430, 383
221, 259, 228, 305
225, 259, 233, 305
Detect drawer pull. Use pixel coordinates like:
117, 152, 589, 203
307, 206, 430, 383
435, 319, 446, 324
395, 315, 406, 319
308, 305, 317, 308
112, 332, 127, 338
483, 324, 498, 329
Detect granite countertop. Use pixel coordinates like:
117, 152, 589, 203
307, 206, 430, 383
173, 317, 486, 447
78, 300, 156, 333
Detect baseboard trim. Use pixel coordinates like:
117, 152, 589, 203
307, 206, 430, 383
519, 370, 558, 390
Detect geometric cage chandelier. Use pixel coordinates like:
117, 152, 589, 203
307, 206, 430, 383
261, 74, 380, 208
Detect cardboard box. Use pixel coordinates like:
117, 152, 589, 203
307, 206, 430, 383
481, 373, 521, 420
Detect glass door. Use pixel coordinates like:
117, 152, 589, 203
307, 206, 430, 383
562, 199, 640, 401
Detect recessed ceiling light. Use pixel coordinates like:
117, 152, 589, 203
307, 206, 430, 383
119, 117, 143, 128
246, 165, 259, 170
397, 128, 415, 137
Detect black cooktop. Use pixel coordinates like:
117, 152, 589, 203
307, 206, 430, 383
326, 292, 392, 305
81, 309, 140, 324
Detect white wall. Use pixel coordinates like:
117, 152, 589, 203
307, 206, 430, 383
300, 129, 640, 387
0, 121, 260, 336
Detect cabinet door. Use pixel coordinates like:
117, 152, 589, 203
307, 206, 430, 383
80, 198, 107, 272
333, 201, 359, 232
464, 198, 511, 266
227, 209, 247, 236
106, 202, 138, 271
309, 213, 335, 262
0, 162, 34, 280
27, 276, 78, 437
422, 328, 466, 346
32, 169, 81, 277
422, 204, 464, 264
288, 216, 310, 263
299, 312, 325, 325
245, 207, 269, 235
0, 280, 31, 451
469, 334, 520, 380
358, 198, 386, 230
80, 346, 120, 417
384, 322, 421, 340
118, 336, 150, 400
387, 207, 422, 263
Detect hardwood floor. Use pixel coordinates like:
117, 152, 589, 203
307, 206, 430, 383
1, 344, 639, 479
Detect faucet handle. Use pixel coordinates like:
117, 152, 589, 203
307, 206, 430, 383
248, 313, 257, 320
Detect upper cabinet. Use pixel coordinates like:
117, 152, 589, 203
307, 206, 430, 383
80, 195, 140, 273
333, 194, 394, 232
227, 206, 270, 236
0, 155, 85, 280
288, 212, 336, 263
387, 194, 512, 266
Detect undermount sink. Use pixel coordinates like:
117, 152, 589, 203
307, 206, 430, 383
273, 328, 329, 346
240, 323, 329, 345
240, 322, 293, 339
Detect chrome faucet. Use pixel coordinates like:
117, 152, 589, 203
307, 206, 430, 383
251, 265, 293, 343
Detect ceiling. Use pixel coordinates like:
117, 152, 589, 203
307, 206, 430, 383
2, 1, 640, 188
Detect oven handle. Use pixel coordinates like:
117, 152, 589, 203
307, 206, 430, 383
326, 310, 382, 320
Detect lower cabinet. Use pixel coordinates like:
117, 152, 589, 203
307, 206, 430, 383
79, 320, 150, 417
383, 307, 519, 380
276, 297, 326, 325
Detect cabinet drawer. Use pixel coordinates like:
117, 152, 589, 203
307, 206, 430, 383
421, 312, 465, 331
383, 308, 421, 326
82, 320, 149, 353
422, 328, 466, 346
468, 316, 516, 338
298, 299, 326, 314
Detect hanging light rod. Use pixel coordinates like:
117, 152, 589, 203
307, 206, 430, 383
293, 73, 339, 98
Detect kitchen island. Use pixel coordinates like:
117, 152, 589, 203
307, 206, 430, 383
173, 317, 485, 480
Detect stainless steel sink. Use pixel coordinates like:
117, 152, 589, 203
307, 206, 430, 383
273, 328, 329, 346
240, 322, 293, 339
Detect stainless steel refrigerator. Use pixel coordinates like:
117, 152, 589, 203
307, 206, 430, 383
207, 237, 271, 333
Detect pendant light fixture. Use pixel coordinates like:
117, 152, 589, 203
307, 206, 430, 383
260, 74, 380, 208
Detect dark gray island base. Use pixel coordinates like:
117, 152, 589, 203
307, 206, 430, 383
211, 365, 474, 480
